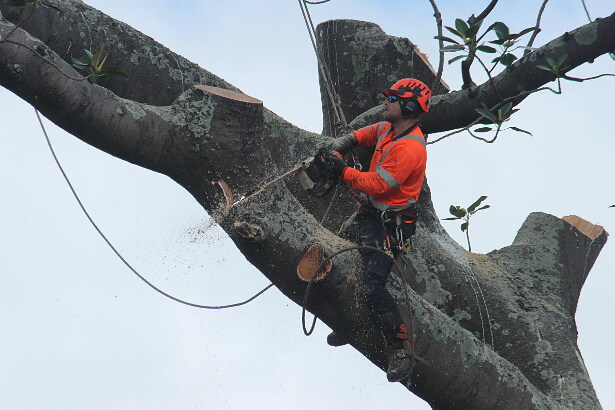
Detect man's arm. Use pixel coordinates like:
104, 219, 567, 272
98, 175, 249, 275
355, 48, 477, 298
342, 167, 392, 196
342, 140, 421, 196
329, 133, 357, 154
329, 122, 384, 154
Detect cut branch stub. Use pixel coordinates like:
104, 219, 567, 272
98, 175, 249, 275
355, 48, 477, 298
562, 215, 607, 240
297, 243, 332, 282
178, 85, 267, 200
193, 85, 262, 105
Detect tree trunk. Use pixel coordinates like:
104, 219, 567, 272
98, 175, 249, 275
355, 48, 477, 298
0, 2, 611, 408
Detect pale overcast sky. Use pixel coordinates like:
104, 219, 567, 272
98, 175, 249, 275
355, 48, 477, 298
1, 1, 613, 409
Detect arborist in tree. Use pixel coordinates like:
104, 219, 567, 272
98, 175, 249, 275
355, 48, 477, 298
316, 78, 430, 382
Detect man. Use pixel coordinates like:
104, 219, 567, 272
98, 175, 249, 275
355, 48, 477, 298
316, 78, 430, 382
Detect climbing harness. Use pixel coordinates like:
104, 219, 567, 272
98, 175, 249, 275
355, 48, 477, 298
380, 208, 418, 255
35, 108, 273, 309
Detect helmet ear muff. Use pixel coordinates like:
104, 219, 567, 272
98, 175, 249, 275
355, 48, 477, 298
401, 98, 421, 118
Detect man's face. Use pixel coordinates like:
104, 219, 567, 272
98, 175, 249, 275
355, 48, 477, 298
383, 95, 403, 122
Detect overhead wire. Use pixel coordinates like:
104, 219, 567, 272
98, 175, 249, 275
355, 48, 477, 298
35, 108, 274, 309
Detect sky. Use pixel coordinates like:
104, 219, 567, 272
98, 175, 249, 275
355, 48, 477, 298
1, 1, 613, 409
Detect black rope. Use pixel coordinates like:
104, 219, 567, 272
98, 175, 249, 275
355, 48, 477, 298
298, 0, 349, 133
35, 108, 274, 309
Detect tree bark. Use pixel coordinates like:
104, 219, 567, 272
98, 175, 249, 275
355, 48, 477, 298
0, 2, 610, 408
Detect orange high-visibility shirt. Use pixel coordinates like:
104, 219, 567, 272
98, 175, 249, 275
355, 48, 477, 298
342, 121, 426, 211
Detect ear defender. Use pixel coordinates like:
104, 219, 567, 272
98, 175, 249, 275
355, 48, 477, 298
401, 98, 420, 117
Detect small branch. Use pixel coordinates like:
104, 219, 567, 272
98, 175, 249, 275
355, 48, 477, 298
461, 54, 477, 89
563, 73, 615, 82
428, 0, 445, 93
428, 80, 562, 144
466, 225, 472, 251
475, 54, 504, 100
524, 0, 550, 56
461, 0, 499, 89
472, 0, 499, 23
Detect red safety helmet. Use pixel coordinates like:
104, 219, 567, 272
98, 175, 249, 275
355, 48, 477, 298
383, 78, 431, 113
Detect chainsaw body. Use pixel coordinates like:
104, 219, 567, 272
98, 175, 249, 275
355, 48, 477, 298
297, 158, 338, 198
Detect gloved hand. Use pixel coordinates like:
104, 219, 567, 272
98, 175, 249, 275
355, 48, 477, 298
316, 147, 347, 177
328, 133, 357, 155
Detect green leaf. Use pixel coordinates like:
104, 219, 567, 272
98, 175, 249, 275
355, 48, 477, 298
546, 57, 556, 68
455, 18, 469, 37
449, 205, 467, 218
445, 26, 464, 39
509, 126, 533, 136
448, 54, 467, 65
434, 35, 460, 44
474, 127, 492, 133
512, 27, 537, 38
556, 54, 569, 67
492, 22, 509, 40
610, 205, 615, 208
499, 53, 517, 67
536, 64, 552, 71
467, 196, 488, 213
441, 44, 466, 52
498, 102, 513, 120
461, 222, 469, 232
475, 205, 491, 212
477, 45, 497, 53
100, 66, 128, 78
442, 217, 462, 221
84, 49, 94, 60
475, 107, 497, 123
71, 58, 89, 68
488, 38, 507, 46
91, 44, 105, 68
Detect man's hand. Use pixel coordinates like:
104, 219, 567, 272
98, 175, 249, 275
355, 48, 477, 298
316, 147, 347, 177
329, 133, 357, 155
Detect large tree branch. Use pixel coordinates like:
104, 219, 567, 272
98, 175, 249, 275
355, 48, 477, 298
344, 12, 615, 134
0, 3, 610, 408
0, 18, 176, 175
0, 0, 237, 106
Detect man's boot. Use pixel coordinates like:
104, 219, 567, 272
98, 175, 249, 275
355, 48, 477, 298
377, 311, 412, 382
326, 331, 349, 347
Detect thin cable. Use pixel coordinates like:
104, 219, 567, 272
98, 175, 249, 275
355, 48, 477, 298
298, 0, 349, 134
35, 108, 274, 309
579, 0, 615, 60
580, 0, 591, 22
